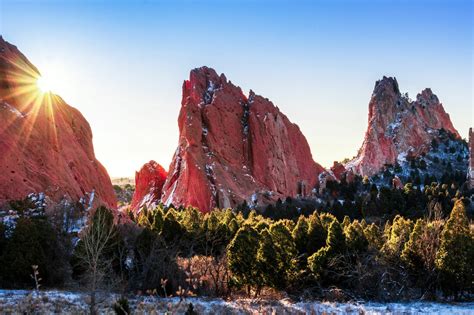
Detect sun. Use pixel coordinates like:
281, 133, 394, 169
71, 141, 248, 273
36, 76, 53, 93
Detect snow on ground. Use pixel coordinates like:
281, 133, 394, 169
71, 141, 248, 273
0, 290, 473, 314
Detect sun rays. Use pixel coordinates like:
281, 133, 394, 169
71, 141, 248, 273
0, 53, 60, 152
36, 76, 53, 93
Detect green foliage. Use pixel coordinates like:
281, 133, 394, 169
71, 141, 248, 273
227, 225, 260, 289
161, 209, 183, 242
256, 229, 279, 288
308, 219, 345, 279
3, 181, 473, 301
326, 219, 345, 252
151, 208, 164, 231
401, 219, 426, 270
125, 198, 474, 299
435, 200, 474, 296
8, 198, 38, 214
268, 221, 297, 287
341, 216, 351, 230
306, 213, 327, 255
0, 217, 67, 287
344, 220, 368, 253
382, 215, 414, 258
292, 216, 309, 254
307, 246, 330, 278
364, 223, 383, 250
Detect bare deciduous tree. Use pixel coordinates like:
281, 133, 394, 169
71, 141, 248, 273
75, 208, 118, 315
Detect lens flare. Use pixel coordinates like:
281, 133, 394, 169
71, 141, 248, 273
36, 76, 52, 93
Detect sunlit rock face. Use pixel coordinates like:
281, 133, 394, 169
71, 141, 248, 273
160, 67, 325, 212
0, 37, 116, 209
345, 76, 460, 177
131, 160, 167, 212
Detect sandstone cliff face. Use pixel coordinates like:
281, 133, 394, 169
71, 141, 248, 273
0, 37, 116, 209
131, 160, 167, 211
346, 76, 460, 177
160, 67, 324, 212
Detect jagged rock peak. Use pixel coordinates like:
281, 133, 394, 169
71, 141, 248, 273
345, 76, 460, 177
157, 66, 325, 212
373, 76, 400, 96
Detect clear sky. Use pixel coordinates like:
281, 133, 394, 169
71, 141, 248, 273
1, 0, 472, 177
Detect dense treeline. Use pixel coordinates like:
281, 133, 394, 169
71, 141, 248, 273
249, 180, 473, 223
0, 195, 472, 303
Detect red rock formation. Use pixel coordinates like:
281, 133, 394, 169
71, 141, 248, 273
131, 160, 167, 211
346, 76, 460, 177
0, 37, 116, 209
392, 176, 403, 189
160, 67, 324, 212
330, 161, 346, 180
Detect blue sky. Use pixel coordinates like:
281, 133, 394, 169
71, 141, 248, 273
1, 0, 472, 177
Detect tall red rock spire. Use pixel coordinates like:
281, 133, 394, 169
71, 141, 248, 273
159, 67, 324, 212
0, 37, 116, 209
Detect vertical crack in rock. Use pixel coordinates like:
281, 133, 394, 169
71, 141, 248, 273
240, 91, 254, 173
201, 79, 219, 209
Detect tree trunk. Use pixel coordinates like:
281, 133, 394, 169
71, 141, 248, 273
90, 290, 97, 315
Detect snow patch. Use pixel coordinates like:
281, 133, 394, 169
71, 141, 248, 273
1, 101, 25, 118
0, 290, 473, 314
164, 180, 178, 207
397, 151, 408, 164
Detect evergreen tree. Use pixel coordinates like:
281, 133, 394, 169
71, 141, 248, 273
256, 229, 279, 290
0, 217, 66, 287
181, 207, 200, 233
151, 207, 164, 232
227, 225, 260, 294
344, 220, 368, 253
382, 215, 414, 258
341, 216, 351, 230
364, 223, 383, 250
401, 219, 425, 270
308, 219, 346, 279
161, 210, 183, 242
306, 213, 327, 255
326, 219, 345, 252
227, 218, 240, 238
435, 200, 474, 296
292, 216, 309, 254
269, 221, 298, 287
